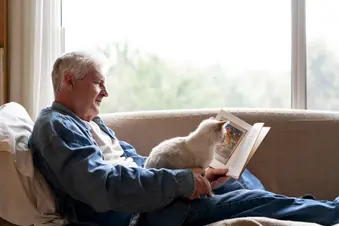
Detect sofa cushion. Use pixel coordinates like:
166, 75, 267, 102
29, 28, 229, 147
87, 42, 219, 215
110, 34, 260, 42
0, 102, 66, 226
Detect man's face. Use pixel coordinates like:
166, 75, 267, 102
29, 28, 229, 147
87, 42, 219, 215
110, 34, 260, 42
72, 67, 108, 120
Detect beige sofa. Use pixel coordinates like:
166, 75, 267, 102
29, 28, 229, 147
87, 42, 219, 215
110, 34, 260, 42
3, 107, 339, 225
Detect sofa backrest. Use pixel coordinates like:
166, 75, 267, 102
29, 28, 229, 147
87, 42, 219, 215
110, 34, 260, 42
101, 108, 339, 201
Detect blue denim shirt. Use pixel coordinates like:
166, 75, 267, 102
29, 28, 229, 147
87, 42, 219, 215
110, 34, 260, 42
28, 102, 195, 225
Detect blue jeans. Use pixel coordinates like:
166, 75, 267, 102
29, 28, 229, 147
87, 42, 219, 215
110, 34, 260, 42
213, 169, 266, 193
139, 169, 339, 226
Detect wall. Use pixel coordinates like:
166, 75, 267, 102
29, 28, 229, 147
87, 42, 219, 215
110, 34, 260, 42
0, 0, 6, 46
0, 0, 8, 103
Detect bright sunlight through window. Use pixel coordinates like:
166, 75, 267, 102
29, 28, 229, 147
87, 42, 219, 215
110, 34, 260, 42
64, 0, 331, 113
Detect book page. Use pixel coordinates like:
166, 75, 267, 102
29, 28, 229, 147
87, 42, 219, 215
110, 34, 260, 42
213, 110, 252, 164
215, 110, 252, 131
210, 157, 228, 169
210, 110, 269, 179
243, 126, 270, 171
210, 126, 268, 171
224, 122, 264, 179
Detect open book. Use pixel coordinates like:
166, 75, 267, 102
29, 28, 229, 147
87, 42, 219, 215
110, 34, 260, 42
209, 110, 270, 179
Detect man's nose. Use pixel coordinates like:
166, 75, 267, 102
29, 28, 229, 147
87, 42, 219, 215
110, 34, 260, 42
102, 89, 109, 97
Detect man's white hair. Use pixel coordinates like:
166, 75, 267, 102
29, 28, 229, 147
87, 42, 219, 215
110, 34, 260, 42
51, 51, 107, 96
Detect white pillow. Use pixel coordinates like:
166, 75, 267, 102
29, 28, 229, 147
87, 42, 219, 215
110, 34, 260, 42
0, 102, 67, 226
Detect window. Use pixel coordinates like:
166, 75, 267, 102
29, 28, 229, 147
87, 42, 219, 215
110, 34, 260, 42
306, 0, 339, 111
62, 0, 291, 113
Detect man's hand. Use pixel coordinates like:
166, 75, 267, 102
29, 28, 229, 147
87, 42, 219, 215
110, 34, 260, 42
205, 168, 230, 189
188, 168, 212, 200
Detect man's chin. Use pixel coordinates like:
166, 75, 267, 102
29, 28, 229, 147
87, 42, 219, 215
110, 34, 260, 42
90, 103, 99, 115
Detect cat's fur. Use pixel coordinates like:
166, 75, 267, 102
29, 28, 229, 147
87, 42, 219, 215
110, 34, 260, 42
144, 118, 227, 170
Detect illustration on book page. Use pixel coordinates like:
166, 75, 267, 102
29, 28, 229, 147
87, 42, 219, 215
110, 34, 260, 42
215, 121, 247, 163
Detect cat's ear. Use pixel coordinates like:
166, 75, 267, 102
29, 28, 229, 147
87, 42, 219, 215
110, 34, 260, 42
214, 120, 227, 131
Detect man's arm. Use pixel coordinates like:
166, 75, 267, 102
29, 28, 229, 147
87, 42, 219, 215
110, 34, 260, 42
119, 140, 147, 167
37, 119, 195, 213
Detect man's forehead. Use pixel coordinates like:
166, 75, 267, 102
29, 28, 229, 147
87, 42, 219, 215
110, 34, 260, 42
90, 69, 106, 81
95, 72, 105, 80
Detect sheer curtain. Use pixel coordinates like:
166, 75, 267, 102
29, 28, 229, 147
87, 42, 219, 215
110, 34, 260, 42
9, 0, 63, 120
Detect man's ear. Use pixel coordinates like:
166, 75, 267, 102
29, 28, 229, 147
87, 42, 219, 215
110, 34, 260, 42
63, 72, 74, 90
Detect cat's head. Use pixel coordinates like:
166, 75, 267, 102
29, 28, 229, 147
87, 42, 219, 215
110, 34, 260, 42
196, 118, 227, 143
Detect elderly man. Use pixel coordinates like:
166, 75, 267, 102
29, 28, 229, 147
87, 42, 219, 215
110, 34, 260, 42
29, 51, 339, 226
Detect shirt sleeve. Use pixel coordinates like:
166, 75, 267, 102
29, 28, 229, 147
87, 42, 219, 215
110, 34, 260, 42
38, 119, 195, 213
119, 140, 147, 167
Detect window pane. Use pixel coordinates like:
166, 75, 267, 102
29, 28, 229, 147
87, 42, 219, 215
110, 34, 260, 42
307, 0, 339, 111
62, 0, 291, 113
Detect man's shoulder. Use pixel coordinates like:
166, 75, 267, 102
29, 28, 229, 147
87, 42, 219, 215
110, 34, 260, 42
30, 107, 88, 145
34, 107, 79, 131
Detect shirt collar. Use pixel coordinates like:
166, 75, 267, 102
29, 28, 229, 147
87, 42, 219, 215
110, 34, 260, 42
51, 101, 113, 137
51, 101, 90, 129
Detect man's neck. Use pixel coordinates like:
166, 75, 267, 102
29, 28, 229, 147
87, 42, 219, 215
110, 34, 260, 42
54, 94, 95, 121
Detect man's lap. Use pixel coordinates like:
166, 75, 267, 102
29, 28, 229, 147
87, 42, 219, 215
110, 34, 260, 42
137, 169, 265, 226
214, 169, 265, 194
139, 169, 339, 226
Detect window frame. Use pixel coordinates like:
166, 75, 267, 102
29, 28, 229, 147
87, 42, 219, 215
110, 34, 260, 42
291, 0, 307, 109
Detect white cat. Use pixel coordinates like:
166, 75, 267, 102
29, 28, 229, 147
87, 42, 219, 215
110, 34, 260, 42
144, 118, 227, 170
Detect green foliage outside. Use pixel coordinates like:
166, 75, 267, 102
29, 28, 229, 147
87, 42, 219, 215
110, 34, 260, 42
96, 41, 339, 113
307, 41, 339, 110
